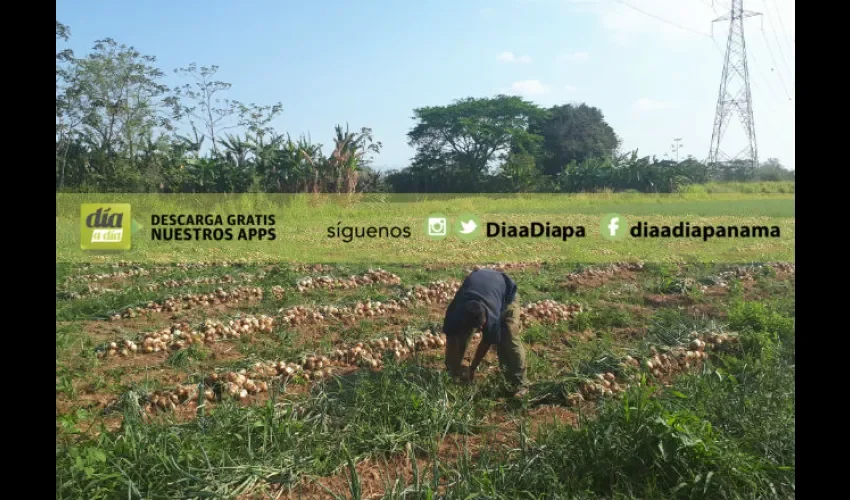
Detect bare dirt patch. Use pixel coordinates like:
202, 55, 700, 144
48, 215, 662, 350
524, 405, 580, 434
644, 294, 693, 308
595, 300, 653, 318
560, 265, 643, 292
610, 326, 648, 338
686, 303, 724, 319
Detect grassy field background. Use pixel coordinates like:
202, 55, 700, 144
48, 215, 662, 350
58, 192, 795, 264
56, 258, 795, 499
56, 184, 795, 498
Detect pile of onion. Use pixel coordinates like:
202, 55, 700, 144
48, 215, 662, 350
467, 262, 542, 273
112, 286, 264, 319
295, 269, 401, 293
96, 315, 276, 358
144, 329, 447, 412
146, 273, 259, 292
520, 300, 583, 324
573, 330, 739, 404
406, 280, 461, 305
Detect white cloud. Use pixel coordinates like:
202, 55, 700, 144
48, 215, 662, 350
634, 98, 671, 111
564, 84, 578, 92
560, 51, 589, 63
509, 80, 550, 97
497, 51, 532, 64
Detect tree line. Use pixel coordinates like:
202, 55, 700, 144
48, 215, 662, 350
56, 21, 794, 194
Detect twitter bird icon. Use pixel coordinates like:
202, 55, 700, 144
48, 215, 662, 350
460, 219, 477, 234
455, 213, 482, 240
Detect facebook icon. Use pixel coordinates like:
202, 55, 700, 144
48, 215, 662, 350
601, 214, 627, 240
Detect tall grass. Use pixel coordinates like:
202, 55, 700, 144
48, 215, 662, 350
417, 300, 795, 499
56, 361, 486, 499
56, 264, 794, 499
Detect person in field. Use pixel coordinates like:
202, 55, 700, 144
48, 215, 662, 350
442, 268, 529, 396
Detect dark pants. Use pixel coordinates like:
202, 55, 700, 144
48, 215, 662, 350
444, 294, 529, 388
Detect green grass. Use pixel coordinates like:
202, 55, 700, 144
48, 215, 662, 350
431, 300, 795, 499
56, 260, 794, 499
680, 181, 795, 194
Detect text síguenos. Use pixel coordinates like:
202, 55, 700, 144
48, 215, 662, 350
487, 222, 586, 241
328, 223, 412, 243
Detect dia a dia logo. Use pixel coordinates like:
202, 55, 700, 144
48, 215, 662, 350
81, 203, 131, 250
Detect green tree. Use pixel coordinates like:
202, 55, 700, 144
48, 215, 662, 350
61, 38, 171, 190
754, 158, 793, 182
56, 21, 77, 190
407, 95, 545, 191
531, 103, 620, 176
327, 124, 383, 194
495, 151, 544, 192
235, 101, 284, 141
169, 64, 238, 156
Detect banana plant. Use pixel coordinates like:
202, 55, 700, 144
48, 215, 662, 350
327, 124, 382, 194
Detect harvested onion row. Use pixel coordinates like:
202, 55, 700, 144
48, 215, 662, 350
104, 269, 399, 320
110, 286, 264, 320
99, 296, 416, 359
65, 258, 258, 284
294, 269, 401, 293
520, 300, 583, 324
466, 262, 543, 274
142, 330, 448, 412
569, 330, 740, 404
278, 299, 406, 326
65, 267, 150, 284
98, 280, 582, 359
96, 315, 276, 358
64, 273, 263, 300
277, 280, 460, 326
142, 329, 739, 414
145, 273, 262, 292
406, 280, 461, 304
292, 264, 337, 274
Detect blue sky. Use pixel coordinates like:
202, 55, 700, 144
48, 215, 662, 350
56, 0, 795, 171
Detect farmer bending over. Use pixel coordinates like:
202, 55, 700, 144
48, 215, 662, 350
442, 268, 529, 396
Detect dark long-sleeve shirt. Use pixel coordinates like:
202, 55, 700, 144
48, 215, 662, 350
442, 269, 517, 344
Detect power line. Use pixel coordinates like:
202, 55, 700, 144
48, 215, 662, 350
763, 0, 795, 71
757, 17, 793, 100
610, 0, 712, 38
769, 0, 795, 50
745, 45, 790, 116
703, 0, 729, 15
762, 2, 794, 82
697, 0, 721, 14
